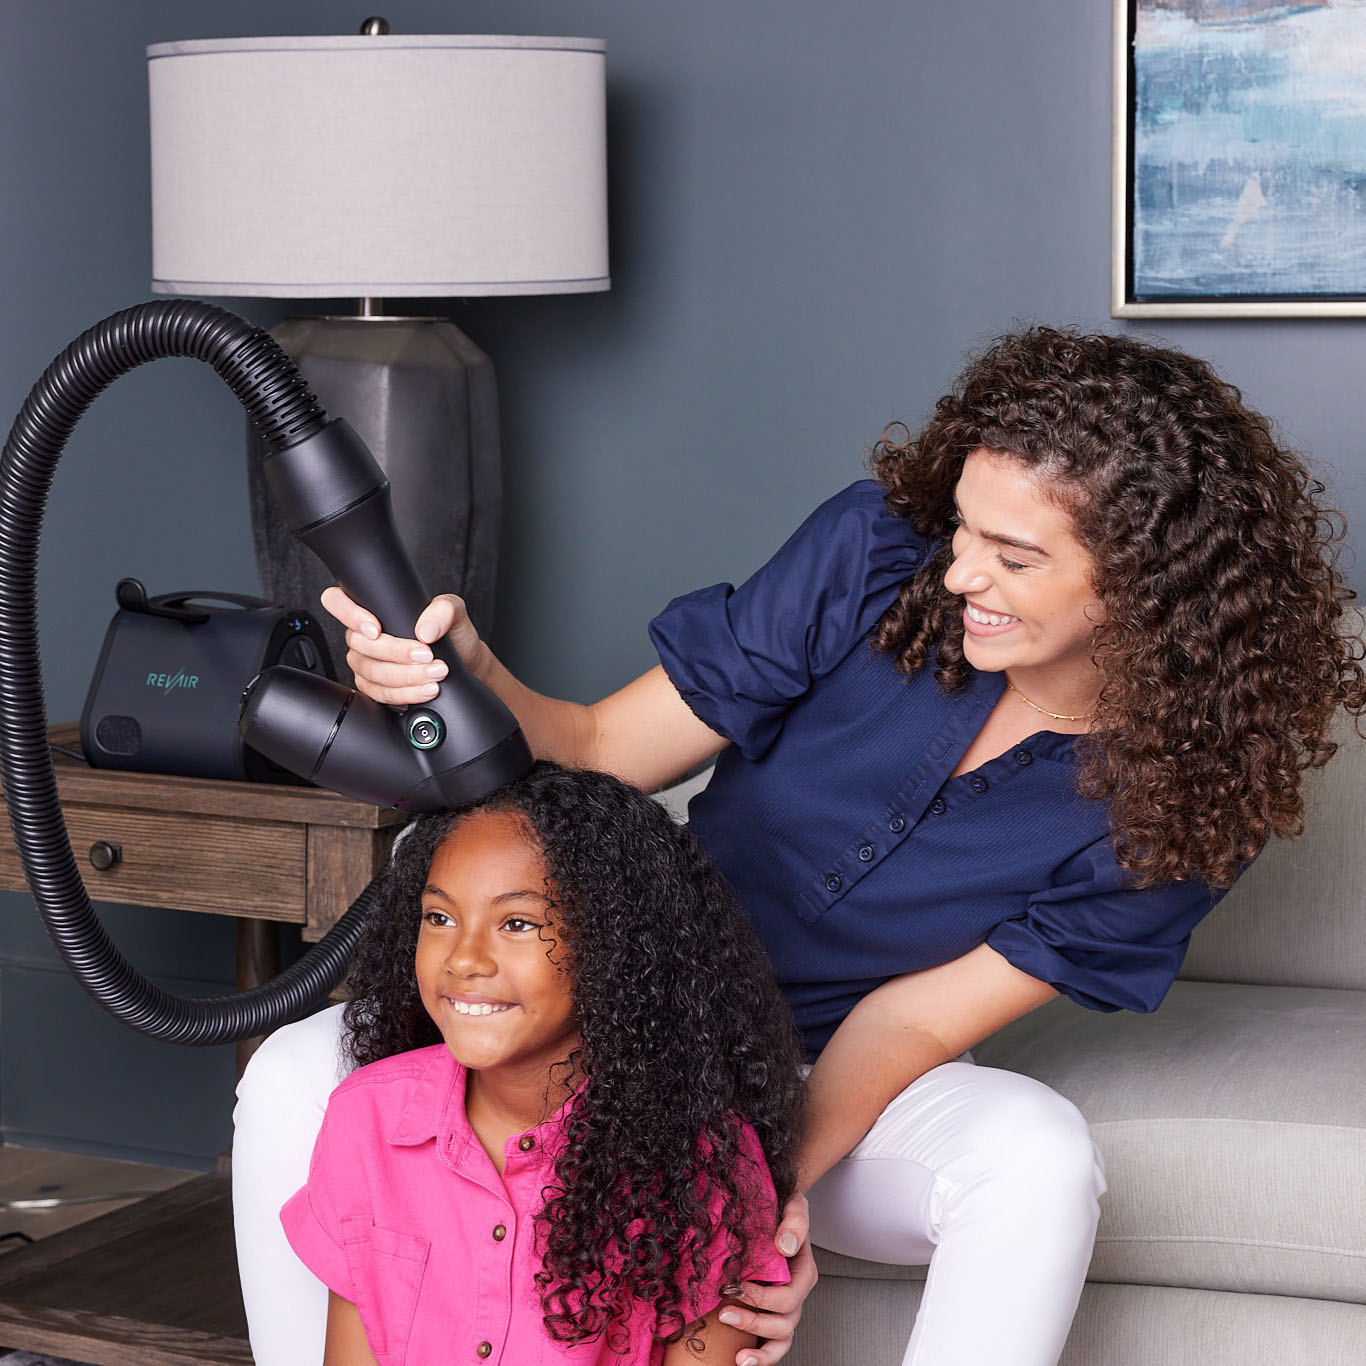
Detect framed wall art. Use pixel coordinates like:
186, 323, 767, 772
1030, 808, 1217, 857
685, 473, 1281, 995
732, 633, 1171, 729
1113, 0, 1366, 317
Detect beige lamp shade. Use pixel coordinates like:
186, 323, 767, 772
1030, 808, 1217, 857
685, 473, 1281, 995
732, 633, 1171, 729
147, 34, 609, 297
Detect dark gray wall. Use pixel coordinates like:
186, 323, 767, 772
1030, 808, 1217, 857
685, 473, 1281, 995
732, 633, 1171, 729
2, 1, 1363, 1166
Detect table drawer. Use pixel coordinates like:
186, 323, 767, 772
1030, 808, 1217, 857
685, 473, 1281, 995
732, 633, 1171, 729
0, 804, 307, 922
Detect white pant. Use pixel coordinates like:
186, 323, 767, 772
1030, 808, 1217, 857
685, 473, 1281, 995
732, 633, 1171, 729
232, 1003, 349, 1366
233, 1006, 1104, 1366
805, 1059, 1105, 1364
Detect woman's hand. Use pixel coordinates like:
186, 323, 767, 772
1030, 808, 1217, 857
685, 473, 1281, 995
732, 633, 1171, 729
717, 1194, 818, 1366
320, 587, 479, 707
321, 586, 726, 789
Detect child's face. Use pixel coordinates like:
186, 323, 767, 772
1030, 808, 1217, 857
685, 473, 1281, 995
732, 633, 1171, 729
416, 809, 580, 1083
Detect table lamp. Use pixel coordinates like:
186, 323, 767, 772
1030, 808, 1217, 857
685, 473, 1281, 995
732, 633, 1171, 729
147, 19, 608, 670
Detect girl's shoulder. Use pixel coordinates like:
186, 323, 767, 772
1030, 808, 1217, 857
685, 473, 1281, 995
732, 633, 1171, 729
329, 1043, 455, 1116
681, 1115, 783, 1224
719, 1116, 779, 1197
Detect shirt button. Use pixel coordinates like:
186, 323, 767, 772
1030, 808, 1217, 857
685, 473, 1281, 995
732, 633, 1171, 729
825, 874, 843, 892
517, 1136, 535, 1152
970, 776, 988, 793
1014, 748, 1033, 765
492, 1224, 507, 1241
930, 797, 947, 815
889, 815, 905, 833
857, 844, 874, 862
477, 1344, 493, 1359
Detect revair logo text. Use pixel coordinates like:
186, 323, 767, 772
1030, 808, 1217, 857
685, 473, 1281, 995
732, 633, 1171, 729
146, 669, 199, 693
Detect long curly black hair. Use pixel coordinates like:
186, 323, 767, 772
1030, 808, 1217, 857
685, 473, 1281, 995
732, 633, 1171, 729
873, 326, 1366, 888
343, 763, 804, 1349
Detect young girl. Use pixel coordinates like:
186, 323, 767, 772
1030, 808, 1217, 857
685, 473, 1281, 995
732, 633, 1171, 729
282, 762, 805, 1366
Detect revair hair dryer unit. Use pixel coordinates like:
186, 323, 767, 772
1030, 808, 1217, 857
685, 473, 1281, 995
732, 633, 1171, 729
237, 416, 531, 810
0, 300, 532, 1044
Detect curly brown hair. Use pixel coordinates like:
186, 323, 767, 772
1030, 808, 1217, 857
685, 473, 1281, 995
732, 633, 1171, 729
872, 326, 1366, 888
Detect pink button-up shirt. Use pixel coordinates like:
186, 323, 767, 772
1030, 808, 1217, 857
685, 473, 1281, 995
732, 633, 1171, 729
282, 1045, 788, 1365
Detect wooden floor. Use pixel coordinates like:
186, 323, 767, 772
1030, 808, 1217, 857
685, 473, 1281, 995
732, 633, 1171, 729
0, 1147, 194, 1251
0, 1147, 249, 1366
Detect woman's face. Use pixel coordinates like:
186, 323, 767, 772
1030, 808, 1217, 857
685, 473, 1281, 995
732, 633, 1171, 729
943, 448, 1104, 688
415, 809, 579, 1084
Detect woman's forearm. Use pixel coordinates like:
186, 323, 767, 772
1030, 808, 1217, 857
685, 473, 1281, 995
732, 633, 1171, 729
795, 944, 1059, 1192
797, 995, 954, 1191
472, 655, 727, 794
465, 638, 598, 769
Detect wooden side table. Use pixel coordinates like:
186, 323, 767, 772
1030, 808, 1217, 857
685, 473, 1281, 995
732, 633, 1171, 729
0, 726, 407, 1363
0, 724, 405, 938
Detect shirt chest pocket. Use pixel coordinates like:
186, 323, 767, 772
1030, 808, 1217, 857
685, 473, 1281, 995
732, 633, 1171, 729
341, 1216, 431, 1366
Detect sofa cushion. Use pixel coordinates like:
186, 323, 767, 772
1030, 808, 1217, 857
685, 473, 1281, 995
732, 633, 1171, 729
968, 981, 1366, 1301
787, 1272, 1366, 1366
1180, 709, 1366, 991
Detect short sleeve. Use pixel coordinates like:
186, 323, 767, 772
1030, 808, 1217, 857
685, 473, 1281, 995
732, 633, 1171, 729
986, 838, 1231, 1013
280, 1105, 358, 1299
649, 481, 930, 760
672, 1123, 791, 1328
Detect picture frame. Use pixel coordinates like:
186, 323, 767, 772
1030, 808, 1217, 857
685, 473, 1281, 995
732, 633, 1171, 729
1112, 0, 1366, 318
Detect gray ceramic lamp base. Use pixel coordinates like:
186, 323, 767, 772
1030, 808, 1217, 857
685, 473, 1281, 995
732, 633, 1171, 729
246, 315, 502, 684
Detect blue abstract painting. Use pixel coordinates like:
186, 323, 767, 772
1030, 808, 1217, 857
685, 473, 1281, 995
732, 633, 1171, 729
1129, 0, 1366, 303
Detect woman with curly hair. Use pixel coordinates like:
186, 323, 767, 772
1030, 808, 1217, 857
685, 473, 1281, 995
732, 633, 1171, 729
237, 326, 1366, 1365
282, 762, 804, 1365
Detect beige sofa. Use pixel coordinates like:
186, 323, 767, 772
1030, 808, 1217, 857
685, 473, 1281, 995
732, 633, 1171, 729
784, 708, 1366, 1363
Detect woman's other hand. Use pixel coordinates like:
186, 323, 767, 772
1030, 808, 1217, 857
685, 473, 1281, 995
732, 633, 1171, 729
718, 1193, 817, 1365
320, 587, 479, 706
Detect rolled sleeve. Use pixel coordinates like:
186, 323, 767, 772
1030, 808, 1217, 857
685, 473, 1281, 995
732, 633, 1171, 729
649, 481, 929, 760
650, 582, 792, 758
280, 1111, 357, 1301
987, 840, 1229, 1013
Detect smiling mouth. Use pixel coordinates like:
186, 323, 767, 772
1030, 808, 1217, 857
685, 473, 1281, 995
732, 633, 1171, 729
965, 603, 1019, 627
445, 999, 516, 1016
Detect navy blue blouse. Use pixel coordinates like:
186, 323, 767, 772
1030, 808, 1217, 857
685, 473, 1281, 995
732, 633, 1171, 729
649, 481, 1228, 1059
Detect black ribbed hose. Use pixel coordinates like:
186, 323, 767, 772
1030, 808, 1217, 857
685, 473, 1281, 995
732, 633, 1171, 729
0, 300, 378, 1044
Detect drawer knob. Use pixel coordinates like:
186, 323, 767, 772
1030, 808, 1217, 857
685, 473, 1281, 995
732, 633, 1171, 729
88, 841, 122, 872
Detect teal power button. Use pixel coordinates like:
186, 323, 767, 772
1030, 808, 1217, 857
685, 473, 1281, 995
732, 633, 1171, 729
406, 711, 444, 751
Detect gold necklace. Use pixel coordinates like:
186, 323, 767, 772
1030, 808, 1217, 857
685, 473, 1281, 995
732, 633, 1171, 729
1006, 678, 1096, 723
